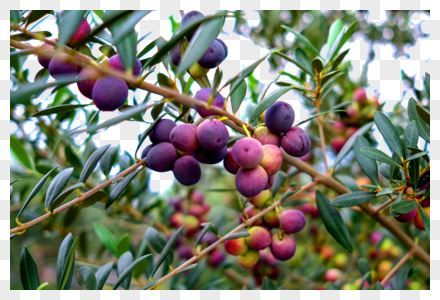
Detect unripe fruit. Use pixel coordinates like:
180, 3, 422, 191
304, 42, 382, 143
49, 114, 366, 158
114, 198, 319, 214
281, 127, 311, 157
280, 209, 306, 233
48, 53, 81, 80
198, 39, 226, 69
413, 206, 429, 230
197, 119, 229, 151
141, 145, 153, 159
332, 121, 346, 135
238, 249, 260, 268
92, 76, 128, 111
170, 124, 199, 152
223, 148, 240, 175
346, 104, 360, 119
191, 191, 204, 204
232, 138, 264, 169
181, 11, 205, 40
188, 204, 204, 218
394, 200, 418, 222
270, 233, 296, 261
194, 88, 225, 118
259, 144, 283, 177
67, 19, 91, 46
208, 249, 225, 268
320, 245, 334, 260
264, 101, 295, 134
331, 137, 346, 153
149, 119, 176, 144
191, 145, 227, 164
170, 212, 185, 227
325, 268, 342, 283
77, 66, 99, 99
172, 156, 201, 186
189, 63, 210, 78
108, 54, 142, 77
353, 88, 367, 104
37, 42, 55, 69
240, 206, 263, 226
333, 253, 348, 269
236, 166, 268, 197
245, 226, 272, 251
224, 238, 248, 256
146, 142, 178, 172
184, 215, 200, 236
249, 190, 271, 208
252, 126, 281, 146
265, 176, 275, 190
263, 210, 280, 228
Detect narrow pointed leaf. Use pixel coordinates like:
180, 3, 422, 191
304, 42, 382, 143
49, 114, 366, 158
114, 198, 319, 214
408, 98, 429, 142
106, 169, 140, 208
391, 200, 417, 214
77, 190, 108, 209
321, 70, 342, 86
224, 232, 250, 240
391, 262, 412, 290
231, 80, 247, 113
100, 146, 119, 178
45, 168, 74, 209
404, 121, 418, 158
327, 20, 344, 56
48, 183, 84, 213
331, 49, 350, 71
10, 135, 34, 171
376, 187, 394, 196
331, 192, 376, 208
150, 226, 184, 278
294, 48, 314, 76
409, 158, 419, 192
116, 233, 131, 258
113, 253, 151, 290
360, 147, 402, 168
177, 263, 198, 274
278, 71, 304, 85
418, 203, 430, 237
195, 225, 212, 249
424, 73, 430, 98
17, 167, 58, 219
282, 25, 321, 57
144, 228, 174, 268
93, 222, 118, 256
416, 104, 430, 125
57, 234, 78, 290
261, 277, 277, 290
272, 171, 287, 198
115, 251, 133, 290
58, 10, 87, 46
112, 11, 152, 45
79, 144, 111, 183
76, 266, 97, 290
32, 104, 91, 117
316, 190, 353, 252
374, 111, 403, 158
249, 87, 293, 124
358, 271, 372, 290
331, 21, 358, 62
406, 151, 428, 162
295, 109, 345, 127
357, 257, 370, 275
20, 247, 40, 290
95, 262, 113, 290
354, 136, 380, 186
374, 282, 385, 290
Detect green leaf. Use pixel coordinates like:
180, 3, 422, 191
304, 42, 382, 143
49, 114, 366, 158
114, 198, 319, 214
409, 158, 419, 192
354, 136, 380, 186
10, 135, 34, 171
249, 87, 293, 124
45, 168, 74, 209
424, 73, 430, 99
231, 80, 247, 113
327, 283, 339, 290
76, 266, 97, 290
16, 167, 58, 220
58, 10, 87, 46
10, 10, 22, 25
79, 144, 111, 183
280, 188, 301, 203
177, 11, 226, 77
331, 192, 376, 208
37, 282, 49, 290
224, 232, 250, 240
48, 183, 84, 213
374, 111, 404, 158
391, 262, 412, 290
321, 70, 342, 86
327, 20, 344, 57
391, 200, 417, 214
416, 104, 430, 125
201, 222, 219, 236
117, 234, 131, 258
326, 27, 345, 63
20, 247, 40, 290
140, 281, 158, 290
295, 109, 345, 127
357, 257, 370, 275
278, 71, 304, 85
150, 226, 184, 278
177, 263, 198, 274
144, 228, 173, 268
34, 68, 50, 82
33, 104, 91, 117
418, 203, 430, 237
113, 253, 151, 290
294, 48, 314, 76
77, 191, 108, 209
332, 121, 374, 170
406, 151, 428, 162
376, 187, 394, 196
358, 271, 372, 290
373, 282, 385, 290
99, 146, 119, 178
330, 21, 358, 62
112, 11, 152, 45
316, 190, 353, 252
360, 147, 402, 168
331, 49, 350, 71
95, 262, 113, 290
106, 169, 140, 208
261, 277, 277, 290
57, 234, 78, 290
408, 98, 429, 142
93, 222, 118, 256
195, 225, 212, 249
335, 175, 360, 192
25, 10, 52, 28
229, 47, 282, 96
281, 25, 321, 58
271, 171, 287, 198
404, 121, 419, 158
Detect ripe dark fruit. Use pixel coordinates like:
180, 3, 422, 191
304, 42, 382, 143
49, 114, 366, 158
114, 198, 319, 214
170, 43, 181, 67
92, 76, 128, 111
264, 101, 295, 134
270, 233, 296, 261
172, 156, 201, 186
191, 190, 204, 204
224, 238, 248, 256
141, 145, 153, 159
67, 19, 91, 46
170, 124, 199, 152
197, 119, 229, 151
223, 148, 240, 175
263, 210, 280, 228
252, 126, 280, 146
259, 145, 283, 177
194, 88, 226, 118
236, 166, 268, 197
48, 53, 81, 80
281, 127, 311, 157
394, 200, 418, 222
37, 43, 55, 69
108, 54, 142, 77
198, 39, 226, 69
265, 176, 275, 190
181, 11, 205, 40
331, 137, 346, 153
77, 66, 99, 99
245, 226, 272, 251
280, 209, 306, 233
208, 249, 225, 267
149, 119, 176, 144
177, 245, 194, 260
249, 190, 271, 208
192, 145, 227, 165
238, 249, 260, 268
146, 142, 178, 172
232, 138, 264, 169
214, 38, 228, 59
188, 204, 204, 217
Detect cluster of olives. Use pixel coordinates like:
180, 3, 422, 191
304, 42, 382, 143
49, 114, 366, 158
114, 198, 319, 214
224, 101, 311, 197
37, 18, 142, 112
168, 191, 225, 268
170, 11, 228, 78
224, 191, 307, 268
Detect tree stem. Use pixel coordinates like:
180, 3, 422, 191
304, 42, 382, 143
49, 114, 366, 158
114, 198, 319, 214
380, 251, 414, 286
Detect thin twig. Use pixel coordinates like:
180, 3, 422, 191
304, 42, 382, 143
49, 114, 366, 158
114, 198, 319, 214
381, 251, 414, 285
